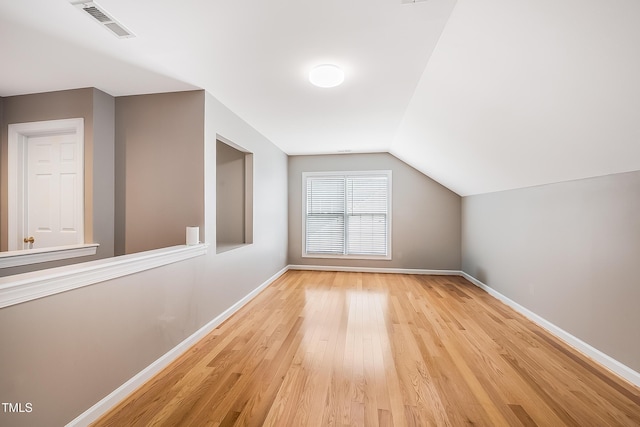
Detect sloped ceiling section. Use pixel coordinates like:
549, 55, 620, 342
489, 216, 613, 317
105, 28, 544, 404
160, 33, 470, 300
392, 0, 640, 196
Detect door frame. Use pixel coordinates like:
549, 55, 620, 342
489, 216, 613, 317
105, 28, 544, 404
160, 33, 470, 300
8, 118, 85, 251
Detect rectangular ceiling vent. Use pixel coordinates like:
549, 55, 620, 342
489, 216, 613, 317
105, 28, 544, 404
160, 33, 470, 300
70, 1, 135, 39
401, 0, 429, 3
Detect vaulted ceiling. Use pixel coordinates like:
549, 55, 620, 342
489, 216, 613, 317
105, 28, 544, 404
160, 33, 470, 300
1, 0, 639, 195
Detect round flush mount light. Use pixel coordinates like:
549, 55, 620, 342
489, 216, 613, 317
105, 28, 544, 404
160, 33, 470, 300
309, 64, 345, 88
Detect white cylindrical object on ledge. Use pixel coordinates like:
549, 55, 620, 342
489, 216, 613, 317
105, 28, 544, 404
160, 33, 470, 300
186, 226, 199, 246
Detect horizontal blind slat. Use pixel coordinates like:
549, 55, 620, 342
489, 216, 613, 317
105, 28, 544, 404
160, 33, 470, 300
306, 214, 344, 254
346, 176, 388, 214
307, 177, 345, 214
347, 214, 387, 255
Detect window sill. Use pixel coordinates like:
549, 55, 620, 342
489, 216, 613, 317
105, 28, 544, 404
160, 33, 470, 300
0, 244, 100, 269
0, 244, 208, 309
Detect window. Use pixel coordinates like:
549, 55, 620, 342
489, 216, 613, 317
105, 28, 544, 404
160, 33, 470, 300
303, 171, 391, 259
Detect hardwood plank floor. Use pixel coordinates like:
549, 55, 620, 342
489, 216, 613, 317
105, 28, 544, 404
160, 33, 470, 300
92, 271, 640, 426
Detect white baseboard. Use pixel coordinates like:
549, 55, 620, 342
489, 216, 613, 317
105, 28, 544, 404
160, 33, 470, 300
65, 265, 289, 427
287, 264, 459, 276
459, 272, 640, 388
291, 264, 640, 388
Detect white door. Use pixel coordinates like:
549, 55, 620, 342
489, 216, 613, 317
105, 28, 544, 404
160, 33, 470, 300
24, 132, 84, 249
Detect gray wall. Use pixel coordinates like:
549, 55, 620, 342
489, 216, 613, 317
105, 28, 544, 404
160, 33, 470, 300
91, 89, 116, 259
0, 88, 115, 275
115, 91, 205, 255
201, 91, 288, 322
288, 153, 461, 269
0, 90, 288, 427
462, 170, 640, 372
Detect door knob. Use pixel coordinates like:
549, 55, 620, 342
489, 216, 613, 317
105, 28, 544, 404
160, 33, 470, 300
23, 236, 35, 244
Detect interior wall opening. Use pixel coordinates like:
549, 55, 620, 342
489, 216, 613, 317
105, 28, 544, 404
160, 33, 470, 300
216, 138, 253, 253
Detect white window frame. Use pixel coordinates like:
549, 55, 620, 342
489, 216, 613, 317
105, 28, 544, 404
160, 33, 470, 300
302, 170, 392, 260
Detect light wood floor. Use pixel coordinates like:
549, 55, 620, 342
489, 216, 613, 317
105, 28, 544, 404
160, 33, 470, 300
93, 271, 640, 426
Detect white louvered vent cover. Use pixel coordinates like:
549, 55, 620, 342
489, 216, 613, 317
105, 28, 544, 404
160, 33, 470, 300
70, 1, 135, 38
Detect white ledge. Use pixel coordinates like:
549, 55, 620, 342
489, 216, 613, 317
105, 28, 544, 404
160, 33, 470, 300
0, 244, 100, 269
0, 244, 208, 309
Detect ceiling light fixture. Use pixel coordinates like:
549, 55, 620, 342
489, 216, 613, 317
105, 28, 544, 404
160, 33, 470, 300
309, 64, 345, 88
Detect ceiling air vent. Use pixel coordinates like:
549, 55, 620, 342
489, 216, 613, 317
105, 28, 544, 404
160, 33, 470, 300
401, 0, 429, 3
70, 1, 135, 39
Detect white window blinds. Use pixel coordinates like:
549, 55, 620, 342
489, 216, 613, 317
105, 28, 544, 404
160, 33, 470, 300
306, 177, 345, 254
304, 171, 391, 258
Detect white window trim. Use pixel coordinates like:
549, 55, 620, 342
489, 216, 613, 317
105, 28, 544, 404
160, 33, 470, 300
302, 170, 392, 260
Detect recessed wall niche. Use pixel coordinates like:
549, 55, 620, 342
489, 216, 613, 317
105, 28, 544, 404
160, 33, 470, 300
216, 138, 253, 253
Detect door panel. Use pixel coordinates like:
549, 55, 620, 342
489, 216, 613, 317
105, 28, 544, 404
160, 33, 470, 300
60, 174, 78, 231
26, 133, 82, 249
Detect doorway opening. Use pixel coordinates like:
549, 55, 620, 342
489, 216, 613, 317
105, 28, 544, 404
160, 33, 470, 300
8, 118, 85, 251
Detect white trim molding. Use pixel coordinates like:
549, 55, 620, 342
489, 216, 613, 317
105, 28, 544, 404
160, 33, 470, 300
0, 244, 99, 269
66, 265, 289, 427
0, 244, 208, 309
289, 265, 640, 387
288, 264, 459, 275
459, 272, 640, 389
65, 264, 640, 426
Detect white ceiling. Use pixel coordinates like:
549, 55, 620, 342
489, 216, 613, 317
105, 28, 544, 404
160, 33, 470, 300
1, 0, 639, 196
